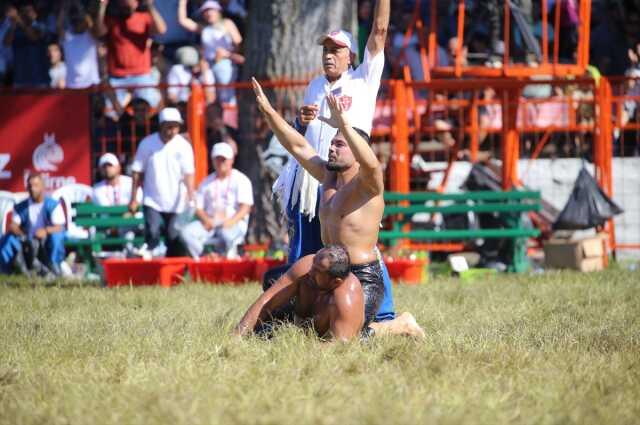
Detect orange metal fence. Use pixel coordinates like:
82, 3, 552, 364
3, 75, 638, 254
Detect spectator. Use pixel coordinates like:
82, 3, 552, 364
129, 107, 195, 257
96, 0, 167, 111
205, 101, 237, 171
55, 0, 100, 89
180, 142, 252, 258
2, 2, 50, 87
152, 0, 194, 64
178, 0, 244, 104
47, 42, 66, 88
0, 173, 66, 277
166, 45, 215, 105
92, 152, 141, 206
218, 0, 247, 36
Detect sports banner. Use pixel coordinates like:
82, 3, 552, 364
0, 93, 91, 192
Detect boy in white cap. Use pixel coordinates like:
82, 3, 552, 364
92, 153, 141, 206
180, 142, 253, 258
271, 0, 397, 322
129, 107, 195, 257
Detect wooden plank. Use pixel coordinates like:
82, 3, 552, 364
65, 237, 145, 247
74, 217, 143, 227
384, 203, 541, 216
383, 190, 541, 202
378, 228, 540, 240
73, 203, 130, 215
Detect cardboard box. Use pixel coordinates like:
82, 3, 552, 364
543, 235, 606, 272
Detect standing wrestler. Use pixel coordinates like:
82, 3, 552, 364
253, 79, 424, 337
274, 0, 396, 322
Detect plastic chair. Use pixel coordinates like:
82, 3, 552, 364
52, 184, 94, 239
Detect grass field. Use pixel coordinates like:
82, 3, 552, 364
1, 269, 639, 425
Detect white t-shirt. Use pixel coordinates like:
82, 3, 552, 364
274, 46, 385, 217
62, 30, 100, 89
49, 62, 66, 88
196, 169, 253, 229
167, 64, 215, 103
92, 175, 142, 206
201, 24, 234, 62
131, 133, 195, 213
12, 199, 66, 239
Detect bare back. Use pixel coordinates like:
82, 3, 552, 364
319, 172, 384, 265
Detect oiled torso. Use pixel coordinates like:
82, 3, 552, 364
318, 174, 384, 265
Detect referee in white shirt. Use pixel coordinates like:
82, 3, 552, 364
129, 108, 196, 257
271, 0, 396, 322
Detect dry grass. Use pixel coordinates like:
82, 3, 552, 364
1, 268, 639, 425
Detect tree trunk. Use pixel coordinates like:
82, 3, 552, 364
236, 0, 356, 246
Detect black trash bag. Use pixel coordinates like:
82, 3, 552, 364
462, 163, 502, 192
553, 167, 624, 230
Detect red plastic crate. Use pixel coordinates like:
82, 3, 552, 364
384, 258, 427, 285
188, 258, 256, 284
102, 257, 192, 288
254, 258, 287, 282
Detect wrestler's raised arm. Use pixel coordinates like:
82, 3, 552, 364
367, 0, 390, 57
319, 94, 384, 195
252, 78, 327, 182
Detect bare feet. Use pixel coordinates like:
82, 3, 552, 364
370, 312, 426, 339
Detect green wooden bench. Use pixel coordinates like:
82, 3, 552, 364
380, 190, 542, 272
64, 203, 145, 271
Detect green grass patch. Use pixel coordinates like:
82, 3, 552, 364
1, 269, 639, 425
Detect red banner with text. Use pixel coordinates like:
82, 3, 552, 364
0, 93, 91, 193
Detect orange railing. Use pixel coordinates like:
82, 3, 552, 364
3, 74, 639, 254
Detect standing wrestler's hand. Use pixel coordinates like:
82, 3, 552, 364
251, 77, 274, 114
298, 104, 319, 126
318, 94, 348, 129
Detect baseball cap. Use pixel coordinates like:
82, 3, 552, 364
175, 46, 199, 67
98, 153, 119, 167
159, 107, 183, 124
317, 30, 358, 56
211, 142, 234, 159
199, 0, 222, 14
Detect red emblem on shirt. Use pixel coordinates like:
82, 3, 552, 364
339, 95, 352, 111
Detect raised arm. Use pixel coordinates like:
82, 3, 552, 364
146, 0, 167, 35
233, 263, 304, 336
95, 0, 109, 37
366, 0, 390, 57
56, 0, 67, 40
177, 0, 200, 33
319, 94, 383, 195
252, 78, 327, 182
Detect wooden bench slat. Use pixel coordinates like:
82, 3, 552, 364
73, 204, 130, 214
65, 237, 145, 247
383, 190, 541, 202
74, 217, 143, 227
384, 203, 541, 216
378, 228, 541, 240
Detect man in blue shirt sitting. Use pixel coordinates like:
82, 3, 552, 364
0, 173, 66, 277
